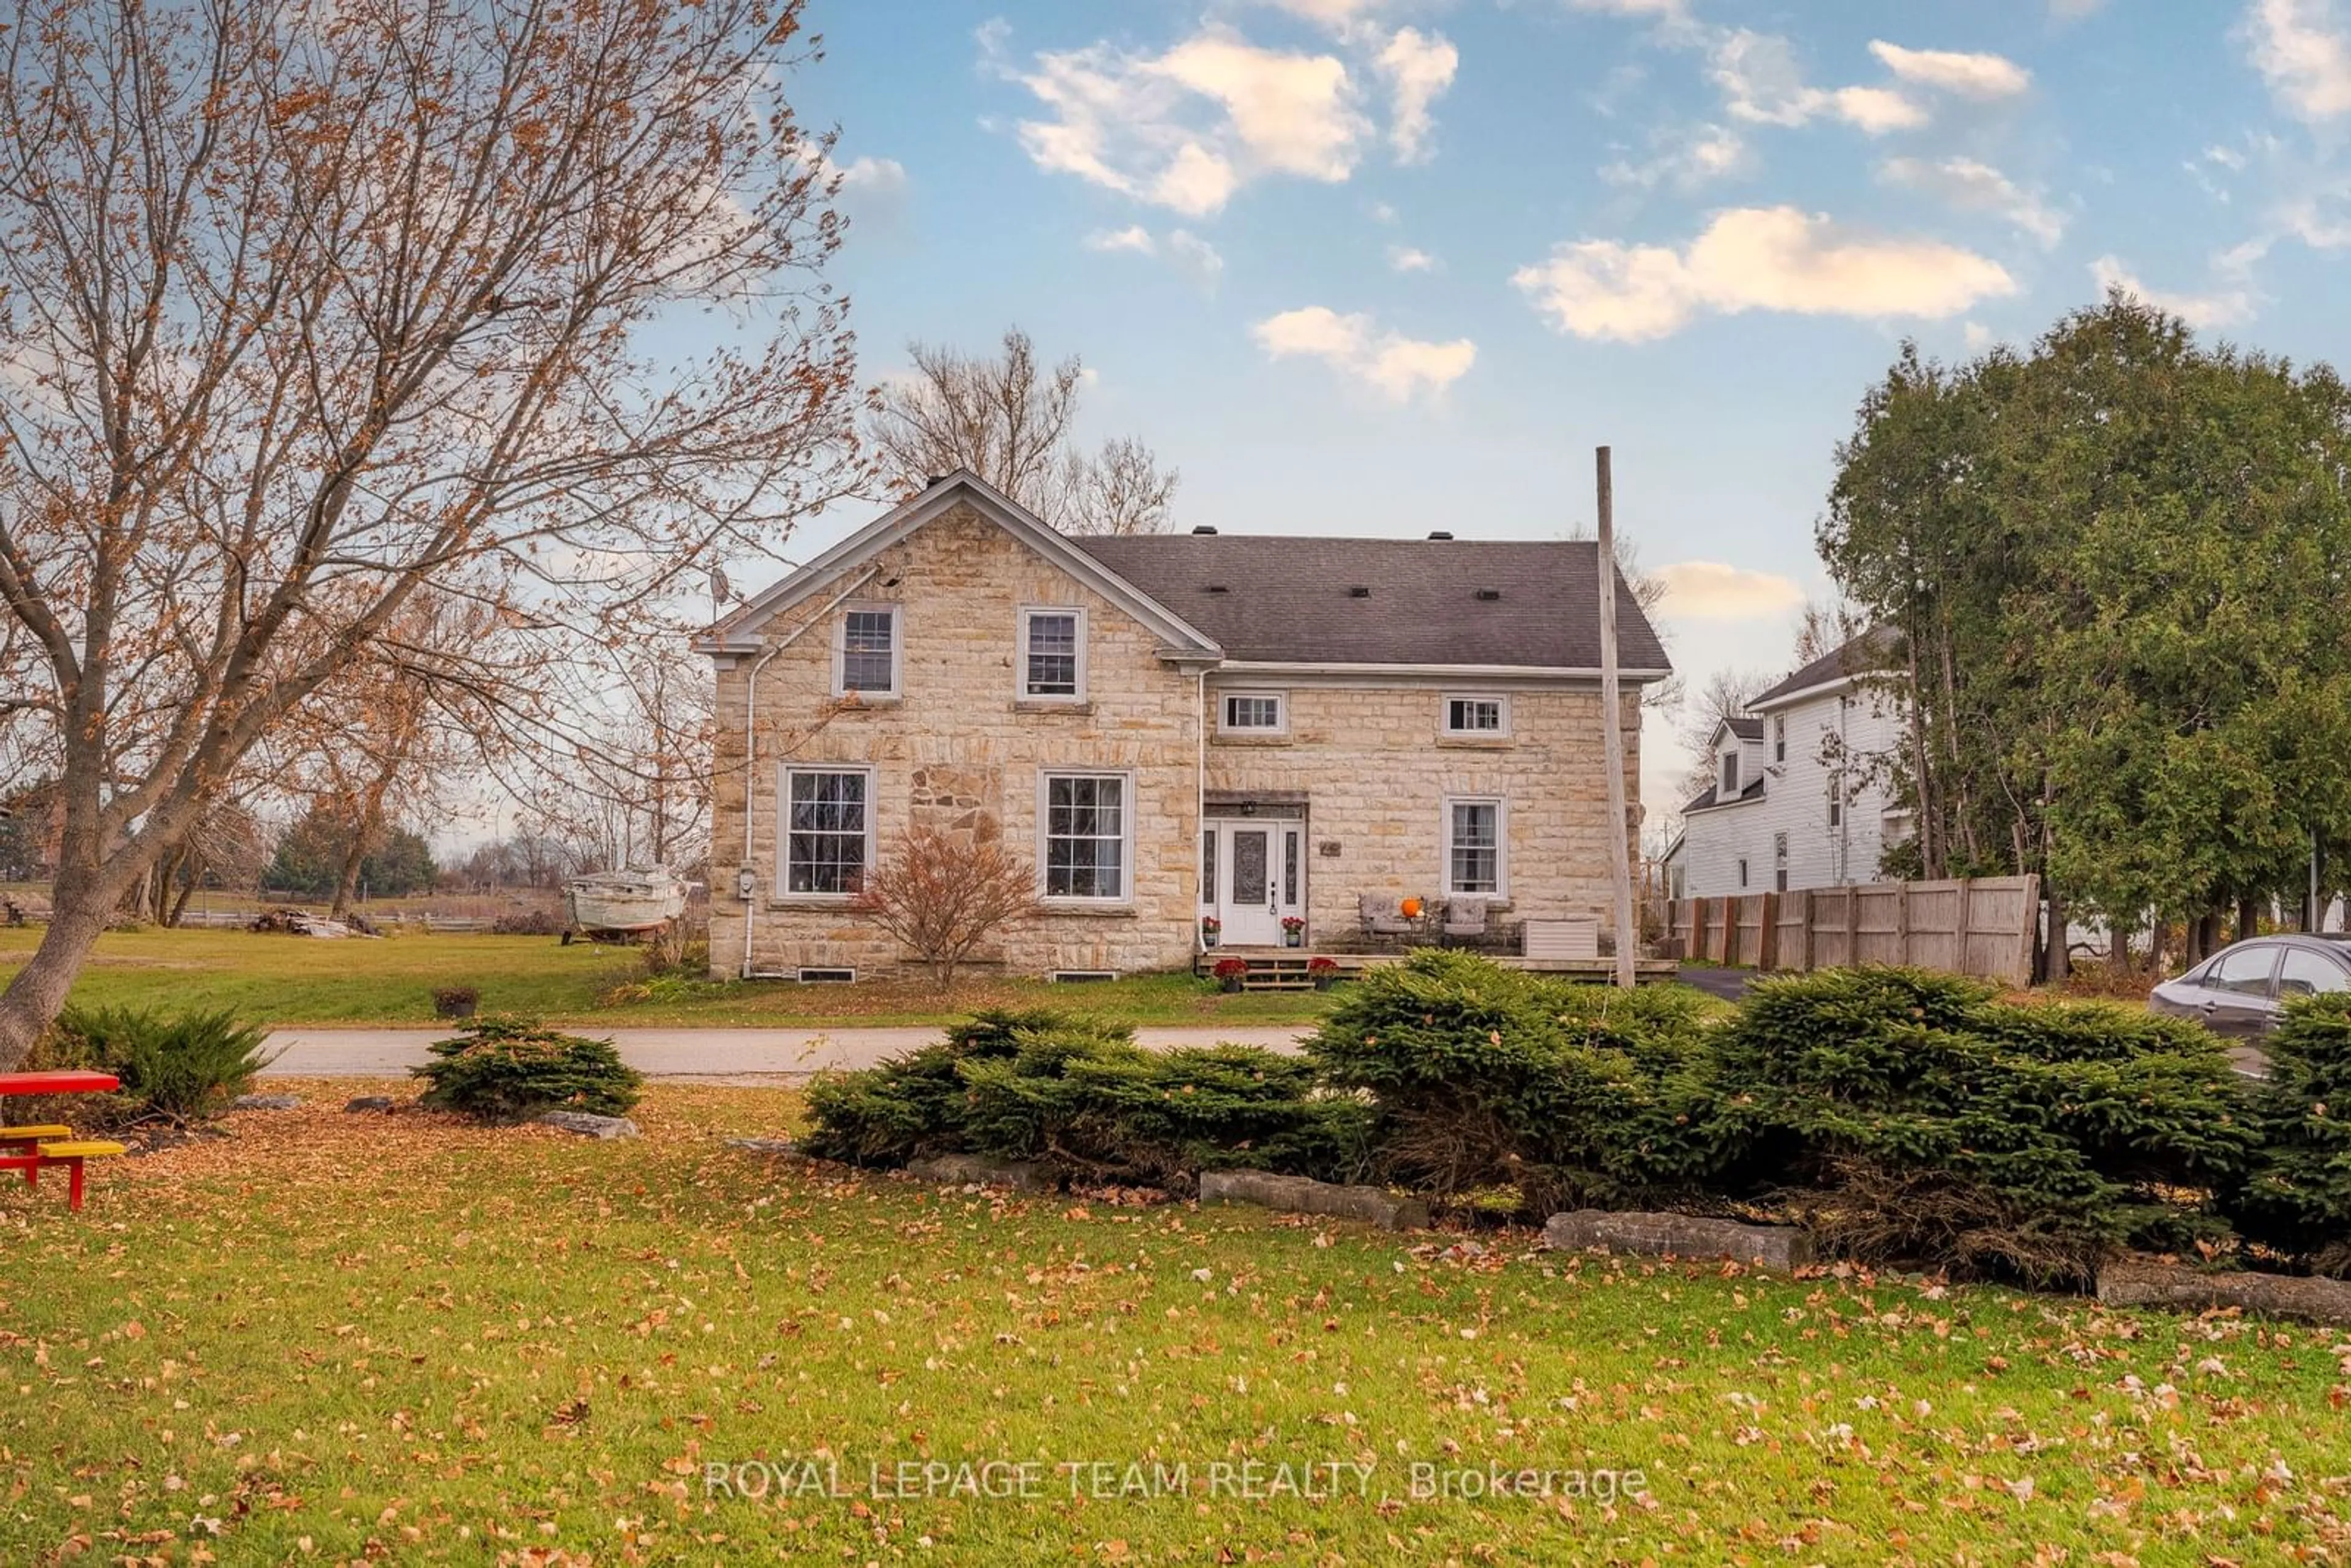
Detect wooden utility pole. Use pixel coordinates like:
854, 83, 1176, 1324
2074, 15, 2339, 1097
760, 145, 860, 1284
1595, 446, 1637, 988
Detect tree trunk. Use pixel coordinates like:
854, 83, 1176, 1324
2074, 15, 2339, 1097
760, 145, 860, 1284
2236, 896, 2259, 944
0, 868, 113, 1069
2042, 886, 2070, 985
330, 838, 367, 921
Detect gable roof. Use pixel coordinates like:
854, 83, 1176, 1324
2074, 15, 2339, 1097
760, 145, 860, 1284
1748, 626, 1900, 711
697, 471, 1221, 658
1071, 534, 1672, 672
1720, 716, 1764, 743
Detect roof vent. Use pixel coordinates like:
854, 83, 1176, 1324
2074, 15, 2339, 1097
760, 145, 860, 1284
1474, 588, 1501, 601
1191, 524, 1218, 536
1204, 584, 1229, 594
1348, 585, 1371, 599
1427, 530, 1454, 541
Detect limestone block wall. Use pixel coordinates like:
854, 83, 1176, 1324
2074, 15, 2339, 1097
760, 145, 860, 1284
708, 502, 1202, 980
1202, 679, 1641, 947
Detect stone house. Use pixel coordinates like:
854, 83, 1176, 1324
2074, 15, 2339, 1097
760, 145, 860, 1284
699, 471, 1671, 981
1671, 628, 1910, 898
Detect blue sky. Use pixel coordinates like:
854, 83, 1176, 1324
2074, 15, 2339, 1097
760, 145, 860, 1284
775, 0, 2351, 817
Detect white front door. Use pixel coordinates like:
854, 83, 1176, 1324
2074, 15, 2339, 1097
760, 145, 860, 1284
1205, 819, 1304, 947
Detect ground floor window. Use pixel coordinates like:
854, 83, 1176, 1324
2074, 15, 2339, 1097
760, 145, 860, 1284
784, 767, 871, 895
1442, 797, 1504, 895
1041, 773, 1129, 900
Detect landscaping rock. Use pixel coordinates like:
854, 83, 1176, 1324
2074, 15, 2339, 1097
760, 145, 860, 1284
343, 1095, 395, 1113
2096, 1256, 2351, 1326
535, 1110, 640, 1140
1543, 1210, 1815, 1272
726, 1137, 814, 1158
1198, 1169, 1430, 1232
231, 1093, 302, 1111
905, 1153, 1053, 1191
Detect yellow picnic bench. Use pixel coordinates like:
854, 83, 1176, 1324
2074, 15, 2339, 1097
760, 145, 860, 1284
0, 1070, 129, 1212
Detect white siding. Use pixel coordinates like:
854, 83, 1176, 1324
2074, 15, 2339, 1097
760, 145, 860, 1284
1679, 685, 1906, 898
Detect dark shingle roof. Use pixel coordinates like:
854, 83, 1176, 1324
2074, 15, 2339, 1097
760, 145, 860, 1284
1722, 716, 1765, 742
1071, 535, 1671, 670
1682, 775, 1766, 814
1749, 626, 1899, 708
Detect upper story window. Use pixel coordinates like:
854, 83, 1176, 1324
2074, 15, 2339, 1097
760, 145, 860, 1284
1443, 694, 1509, 737
1019, 607, 1086, 700
1720, 751, 1741, 795
1219, 691, 1286, 735
834, 606, 899, 697
1772, 715, 1786, 763
1828, 776, 1844, 828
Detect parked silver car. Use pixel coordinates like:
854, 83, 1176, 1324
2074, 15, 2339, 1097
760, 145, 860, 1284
2147, 934, 2351, 1038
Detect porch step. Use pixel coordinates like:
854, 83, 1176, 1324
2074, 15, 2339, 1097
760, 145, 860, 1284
1242, 977, 1314, 992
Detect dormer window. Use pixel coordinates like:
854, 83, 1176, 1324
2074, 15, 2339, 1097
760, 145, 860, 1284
1720, 751, 1740, 795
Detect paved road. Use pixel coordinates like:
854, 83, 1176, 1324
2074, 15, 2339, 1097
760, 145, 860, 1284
1674, 965, 1755, 1001
258, 1024, 1316, 1078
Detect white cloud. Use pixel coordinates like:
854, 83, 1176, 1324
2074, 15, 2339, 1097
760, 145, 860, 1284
2246, 0, 2351, 120
1570, 0, 1692, 20
1880, 156, 2066, 245
1166, 229, 1226, 291
1828, 86, 1930, 133
835, 155, 909, 193
1374, 27, 1458, 163
999, 24, 1368, 216
1651, 561, 1805, 620
1251, 306, 1476, 402
1260, 0, 1390, 21
1512, 206, 2018, 343
1084, 225, 1224, 290
1603, 122, 1753, 189
1962, 320, 1995, 352
1389, 245, 1438, 272
2089, 256, 2257, 328
1867, 41, 2031, 100
1085, 225, 1157, 253
1710, 31, 1925, 134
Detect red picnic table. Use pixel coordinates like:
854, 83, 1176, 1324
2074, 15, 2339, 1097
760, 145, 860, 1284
0, 1070, 124, 1212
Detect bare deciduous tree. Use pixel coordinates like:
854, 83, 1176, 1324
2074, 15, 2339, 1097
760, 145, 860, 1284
0, 0, 868, 1065
1679, 667, 1774, 803
852, 827, 1036, 991
869, 328, 1179, 534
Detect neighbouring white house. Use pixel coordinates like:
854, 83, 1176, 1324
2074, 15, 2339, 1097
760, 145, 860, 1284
1671, 629, 1910, 898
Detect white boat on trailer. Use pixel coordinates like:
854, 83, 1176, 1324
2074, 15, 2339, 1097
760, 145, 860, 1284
563, 868, 689, 941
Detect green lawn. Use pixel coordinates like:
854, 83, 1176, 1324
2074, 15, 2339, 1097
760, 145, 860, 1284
2, 1082, 2345, 1564
0, 927, 1338, 1029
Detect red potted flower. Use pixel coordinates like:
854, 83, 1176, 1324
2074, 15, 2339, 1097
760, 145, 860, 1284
1212, 956, 1249, 993
1200, 915, 1221, 950
1280, 914, 1305, 948
1307, 955, 1340, 991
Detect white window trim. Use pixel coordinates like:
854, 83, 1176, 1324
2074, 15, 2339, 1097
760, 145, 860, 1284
1217, 689, 1289, 737
1016, 604, 1088, 702
1441, 794, 1509, 898
1036, 768, 1136, 906
831, 602, 902, 699
1720, 752, 1741, 795
1441, 692, 1512, 738
778, 763, 877, 900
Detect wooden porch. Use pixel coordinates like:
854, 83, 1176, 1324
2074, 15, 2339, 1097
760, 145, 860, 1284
1192, 947, 1678, 991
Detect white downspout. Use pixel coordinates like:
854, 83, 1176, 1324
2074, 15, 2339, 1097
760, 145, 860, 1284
738, 566, 883, 980
1194, 667, 1207, 967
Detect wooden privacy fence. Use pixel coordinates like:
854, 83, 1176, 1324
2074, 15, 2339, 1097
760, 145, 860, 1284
1671, 875, 2040, 988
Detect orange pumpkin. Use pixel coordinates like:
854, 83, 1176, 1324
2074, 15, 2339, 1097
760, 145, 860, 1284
1400, 897, 1423, 919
